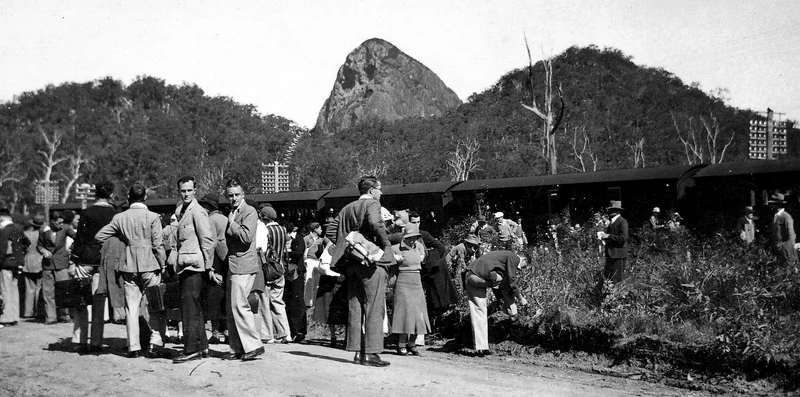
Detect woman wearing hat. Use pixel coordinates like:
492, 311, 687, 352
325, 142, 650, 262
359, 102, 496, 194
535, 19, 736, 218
390, 223, 430, 356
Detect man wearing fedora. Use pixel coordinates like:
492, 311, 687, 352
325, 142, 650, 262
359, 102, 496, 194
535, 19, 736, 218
768, 193, 798, 267
737, 206, 757, 244
446, 234, 481, 295
22, 214, 45, 319
598, 201, 628, 283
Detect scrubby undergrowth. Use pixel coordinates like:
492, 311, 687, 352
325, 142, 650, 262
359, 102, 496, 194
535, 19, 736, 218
438, 218, 800, 392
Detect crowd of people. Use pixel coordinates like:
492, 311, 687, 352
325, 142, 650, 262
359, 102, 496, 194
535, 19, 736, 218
0, 176, 796, 367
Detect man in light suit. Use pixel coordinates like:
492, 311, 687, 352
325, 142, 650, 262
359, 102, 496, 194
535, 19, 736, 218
95, 184, 167, 358
222, 178, 264, 361
599, 200, 628, 283
329, 175, 395, 367
171, 176, 216, 363
769, 193, 798, 267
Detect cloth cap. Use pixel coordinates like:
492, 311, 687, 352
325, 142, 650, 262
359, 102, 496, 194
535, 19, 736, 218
464, 234, 480, 245
769, 192, 786, 204
652, 207, 660, 213
259, 205, 277, 220
744, 206, 754, 214
477, 215, 487, 222
494, 212, 504, 219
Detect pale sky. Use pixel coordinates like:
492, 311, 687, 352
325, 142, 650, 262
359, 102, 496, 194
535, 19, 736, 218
2, 0, 799, 128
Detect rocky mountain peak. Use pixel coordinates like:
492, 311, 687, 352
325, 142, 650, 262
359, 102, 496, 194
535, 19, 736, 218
315, 38, 462, 134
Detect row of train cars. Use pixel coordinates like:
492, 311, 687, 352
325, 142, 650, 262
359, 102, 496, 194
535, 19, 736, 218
52, 159, 800, 241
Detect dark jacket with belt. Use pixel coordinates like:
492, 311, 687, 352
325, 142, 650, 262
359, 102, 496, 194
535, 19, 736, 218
605, 215, 629, 259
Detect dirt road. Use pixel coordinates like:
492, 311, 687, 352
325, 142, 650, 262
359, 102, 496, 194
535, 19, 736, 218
0, 319, 705, 397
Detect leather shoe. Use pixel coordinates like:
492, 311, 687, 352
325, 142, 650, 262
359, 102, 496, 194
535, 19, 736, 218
353, 352, 361, 363
396, 347, 408, 356
173, 351, 202, 363
221, 352, 243, 360
361, 353, 390, 367
127, 350, 142, 358
241, 346, 265, 361
146, 345, 169, 359
201, 349, 209, 358
408, 346, 421, 356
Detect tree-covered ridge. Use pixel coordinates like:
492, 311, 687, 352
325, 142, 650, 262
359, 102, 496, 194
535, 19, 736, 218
0, 76, 300, 209
292, 45, 756, 190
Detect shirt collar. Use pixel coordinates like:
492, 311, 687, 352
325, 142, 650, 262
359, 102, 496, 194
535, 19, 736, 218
358, 194, 373, 200
611, 213, 621, 223
0, 219, 12, 228
94, 201, 114, 207
130, 203, 147, 209
777, 208, 785, 216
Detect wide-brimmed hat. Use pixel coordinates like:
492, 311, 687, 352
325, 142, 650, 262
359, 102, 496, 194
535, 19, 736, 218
30, 214, 45, 227
464, 234, 480, 245
744, 206, 754, 214
403, 223, 421, 238
494, 212, 504, 219
199, 193, 220, 211
607, 201, 624, 211
477, 215, 487, 222
768, 193, 786, 204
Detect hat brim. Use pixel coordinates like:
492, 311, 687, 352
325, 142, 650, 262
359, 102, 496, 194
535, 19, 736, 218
404, 232, 422, 238
607, 206, 624, 211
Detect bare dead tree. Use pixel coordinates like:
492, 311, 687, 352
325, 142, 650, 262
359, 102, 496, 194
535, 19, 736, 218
447, 138, 483, 181
563, 125, 598, 172
672, 112, 734, 165
354, 161, 388, 181
60, 148, 90, 204
626, 138, 646, 168
0, 148, 22, 188
701, 113, 735, 164
521, 34, 566, 175
36, 126, 68, 183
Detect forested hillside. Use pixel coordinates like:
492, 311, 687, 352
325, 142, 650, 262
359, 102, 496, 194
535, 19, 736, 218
0, 76, 302, 209
292, 45, 756, 190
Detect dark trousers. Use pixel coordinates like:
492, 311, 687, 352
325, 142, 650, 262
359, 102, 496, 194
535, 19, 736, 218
201, 279, 227, 333
42, 268, 70, 323
180, 271, 208, 353
283, 272, 307, 337
346, 264, 387, 354
603, 257, 626, 283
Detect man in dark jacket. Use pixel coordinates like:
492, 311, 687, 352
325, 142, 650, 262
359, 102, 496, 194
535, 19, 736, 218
38, 211, 74, 324
769, 193, 798, 267
283, 221, 307, 342
329, 176, 395, 367
599, 201, 628, 282
69, 181, 116, 352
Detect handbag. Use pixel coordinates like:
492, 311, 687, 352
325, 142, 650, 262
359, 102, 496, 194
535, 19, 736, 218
55, 277, 93, 309
344, 231, 384, 265
259, 247, 285, 282
145, 282, 181, 312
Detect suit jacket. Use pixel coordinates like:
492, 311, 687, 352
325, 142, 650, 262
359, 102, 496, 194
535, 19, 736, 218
174, 198, 215, 273
95, 203, 166, 273
38, 226, 71, 270
23, 229, 43, 273
225, 201, 258, 274
329, 196, 394, 268
605, 215, 629, 259
0, 222, 28, 270
71, 202, 117, 265
208, 211, 229, 272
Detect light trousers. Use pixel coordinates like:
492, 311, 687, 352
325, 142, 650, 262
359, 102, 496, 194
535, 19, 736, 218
0, 269, 20, 323
465, 272, 516, 350
121, 271, 167, 352
227, 272, 262, 354
70, 266, 105, 346
258, 276, 290, 340
304, 259, 320, 307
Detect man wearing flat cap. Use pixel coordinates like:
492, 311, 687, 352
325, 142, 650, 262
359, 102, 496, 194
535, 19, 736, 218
768, 193, 798, 267
494, 212, 518, 251
598, 201, 628, 283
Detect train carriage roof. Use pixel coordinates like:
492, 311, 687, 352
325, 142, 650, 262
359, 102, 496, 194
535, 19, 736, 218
694, 159, 800, 178
325, 181, 458, 199
449, 165, 701, 191
248, 190, 330, 203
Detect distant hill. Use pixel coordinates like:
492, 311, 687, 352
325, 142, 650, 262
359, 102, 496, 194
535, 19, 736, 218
293, 45, 760, 190
315, 38, 462, 134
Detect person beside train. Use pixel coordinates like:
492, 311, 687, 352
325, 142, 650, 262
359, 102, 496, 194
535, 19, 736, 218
38, 211, 74, 324
649, 207, 665, 230
312, 224, 348, 349
463, 250, 528, 356
493, 212, 519, 251
736, 206, 757, 244
303, 222, 330, 308
389, 223, 430, 356
170, 176, 216, 363
598, 201, 628, 283
768, 193, 798, 268
198, 193, 228, 345
328, 175, 396, 367
21, 215, 45, 320
446, 234, 481, 295
222, 178, 264, 361
283, 221, 307, 343
255, 205, 292, 345
67, 180, 117, 352
95, 184, 168, 358
0, 208, 28, 327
